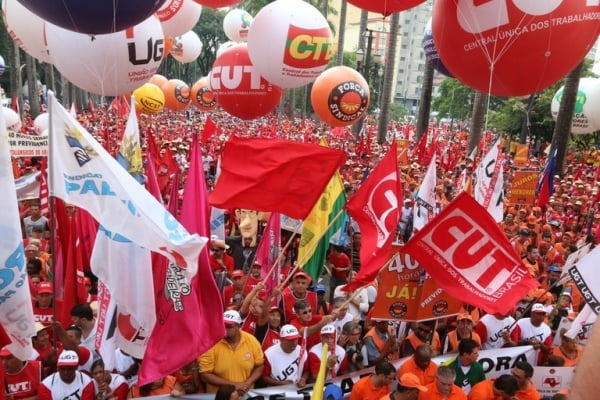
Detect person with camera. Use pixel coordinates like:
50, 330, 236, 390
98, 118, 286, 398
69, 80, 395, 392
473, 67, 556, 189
363, 318, 399, 366
337, 321, 367, 372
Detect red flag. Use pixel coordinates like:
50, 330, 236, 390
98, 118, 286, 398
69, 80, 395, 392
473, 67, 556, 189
535, 150, 557, 208
209, 138, 346, 220
158, 147, 177, 193
144, 145, 163, 204
402, 192, 539, 314
138, 132, 223, 385
88, 99, 96, 120
412, 130, 428, 163
254, 212, 282, 298
39, 158, 49, 216
11, 93, 19, 115
344, 143, 402, 291
200, 117, 217, 143
108, 96, 130, 118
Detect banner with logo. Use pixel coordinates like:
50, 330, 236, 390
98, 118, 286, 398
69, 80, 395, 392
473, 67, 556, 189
508, 170, 539, 206
15, 171, 41, 200
370, 247, 462, 321
531, 366, 574, 398
8, 130, 49, 157
403, 192, 539, 315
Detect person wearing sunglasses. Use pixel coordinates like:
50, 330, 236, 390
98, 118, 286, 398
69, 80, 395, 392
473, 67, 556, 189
400, 320, 441, 358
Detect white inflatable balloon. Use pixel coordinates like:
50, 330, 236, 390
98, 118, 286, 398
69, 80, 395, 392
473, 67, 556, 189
33, 112, 49, 134
3, 0, 52, 64
3, 107, 22, 131
551, 77, 600, 135
247, 0, 333, 89
46, 15, 165, 96
216, 41, 237, 58
171, 31, 203, 64
223, 9, 253, 43
155, 0, 202, 38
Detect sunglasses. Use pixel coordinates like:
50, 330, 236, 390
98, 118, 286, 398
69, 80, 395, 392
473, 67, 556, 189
300, 309, 312, 315
417, 326, 433, 334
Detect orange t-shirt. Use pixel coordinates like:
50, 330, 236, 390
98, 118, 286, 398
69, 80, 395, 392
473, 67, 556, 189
131, 375, 177, 398
516, 383, 542, 400
349, 375, 390, 400
551, 345, 583, 367
468, 379, 503, 400
420, 381, 467, 400
397, 356, 438, 385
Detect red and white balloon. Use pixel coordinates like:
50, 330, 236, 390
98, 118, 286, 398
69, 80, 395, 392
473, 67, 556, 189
155, 0, 202, 38
247, 0, 333, 89
347, 0, 426, 17
223, 9, 253, 43
3, 0, 52, 64
171, 31, 203, 63
433, 0, 600, 96
46, 15, 165, 96
210, 43, 283, 120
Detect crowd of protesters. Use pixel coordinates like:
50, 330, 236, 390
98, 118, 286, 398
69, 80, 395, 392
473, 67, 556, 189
3, 103, 600, 400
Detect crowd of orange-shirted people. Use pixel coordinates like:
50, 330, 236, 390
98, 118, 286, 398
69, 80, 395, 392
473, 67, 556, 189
3, 102, 599, 400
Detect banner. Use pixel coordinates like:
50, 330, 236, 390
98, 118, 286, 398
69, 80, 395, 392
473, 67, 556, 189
513, 144, 529, 167
473, 139, 504, 222
15, 171, 41, 200
403, 192, 538, 315
48, 92, 206, 279
370, 247, 462, 321
531, 366, 574, 399
8, 130, 48, 157
568, 245, 600, 314
0, 106, 36, 360
508, 170, 538, 206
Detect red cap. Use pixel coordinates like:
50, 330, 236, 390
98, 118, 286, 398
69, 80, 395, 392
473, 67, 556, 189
293, 271, 311, 281
37, 281, 53, 295
231, 270, 245, 279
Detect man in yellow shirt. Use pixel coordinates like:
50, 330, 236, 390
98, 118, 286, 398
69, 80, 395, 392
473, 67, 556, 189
198, 310, 264, 396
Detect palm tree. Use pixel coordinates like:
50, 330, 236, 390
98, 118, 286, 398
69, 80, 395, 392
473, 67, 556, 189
335, 0, 347, 66
25, 54, 40, 118
551, 61, 583, 176
468, 91, 488, 155
377, 12, 399, 144
416, 59, 434, 142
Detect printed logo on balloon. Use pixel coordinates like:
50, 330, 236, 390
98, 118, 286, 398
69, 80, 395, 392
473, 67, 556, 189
210, 43, 283, 120
191, 78, 217, 111
551, 78, 600, 135
311, 66, 370, 127
247, 0, 333, 89
432, 0, 600, 96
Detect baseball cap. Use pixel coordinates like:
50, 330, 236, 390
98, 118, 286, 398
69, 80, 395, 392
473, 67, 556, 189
231, 270, 245, 279
0, 347, 11, 357
223, 310, 242, 325
320, 324, 336, 336
531, 303, 548, 314
456, 313, 473, 322
547, 265, 561, 273
57, 350, 79, 367
37, 281, 53, 295
323, 384, 343, 400
268, 306, 282, 314
293, 271, 311, 281
527, 215, 537, 224
399, 373, 429, 392
520, 229, 531, 236
313, 284, 326, 293
280, 324, 302, 340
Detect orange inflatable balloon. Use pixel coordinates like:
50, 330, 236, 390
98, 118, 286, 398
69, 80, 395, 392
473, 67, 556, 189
162, 79, 191, 111
190, 77, 217, 111
311, 66, 370, 127
164, 37, 174, 56
149, 74, 168, 88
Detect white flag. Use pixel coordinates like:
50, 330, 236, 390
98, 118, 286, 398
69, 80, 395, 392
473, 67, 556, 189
91, 97, 155, 355
473, 139, 504, 222
567, 245, 600, 315
413, 154, 437, 231
48, 92, 206, 279
0, 105, 36, 360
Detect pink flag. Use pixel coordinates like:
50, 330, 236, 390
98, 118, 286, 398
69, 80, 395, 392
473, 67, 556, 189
138, 132, 224, 385
254, 212, 281, 299
344, 143, 402, 291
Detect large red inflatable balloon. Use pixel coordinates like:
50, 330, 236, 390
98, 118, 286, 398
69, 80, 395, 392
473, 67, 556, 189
433, 0, 600, 97
210, 43, 283, 120
347, 0, 425, 16
311, 66, 370, 127
16, 0, 167, 34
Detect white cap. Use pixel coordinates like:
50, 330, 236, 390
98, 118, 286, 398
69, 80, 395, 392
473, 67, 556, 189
531, 303, 548, 314
280, 325, 302, 340
57, 350, 79, 367
223, 310, 242, 325
320, 324, 336, 335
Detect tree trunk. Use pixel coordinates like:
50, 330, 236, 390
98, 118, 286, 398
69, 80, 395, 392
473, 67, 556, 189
7, 40, 19, 107
551, 61, 583, 177
358, 11, 368, 52
416, 59, 434, 142
518, 94, 535, 144
335, 0, 347, 66
377, 12, 400, 144
467, 91, 488, 155
25, 54, 40, 119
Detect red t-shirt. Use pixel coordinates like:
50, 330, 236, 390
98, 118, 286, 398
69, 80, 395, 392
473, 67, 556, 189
3, 360, 42, 399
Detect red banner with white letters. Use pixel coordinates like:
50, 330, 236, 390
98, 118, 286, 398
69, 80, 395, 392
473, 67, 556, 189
402, 192, 539, 315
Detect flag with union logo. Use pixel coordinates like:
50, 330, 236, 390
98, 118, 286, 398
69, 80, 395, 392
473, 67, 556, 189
403, 192, 538, 314
344, 143, 402, 290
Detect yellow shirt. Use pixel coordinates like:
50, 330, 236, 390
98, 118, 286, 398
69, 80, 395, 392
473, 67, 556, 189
198, 330, 264, 393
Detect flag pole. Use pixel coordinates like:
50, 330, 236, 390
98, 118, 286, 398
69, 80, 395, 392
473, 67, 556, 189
260, 222, 302, 284
47, 91, 59, 344
337, 256, 396, 310
276, 208, 346, 293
